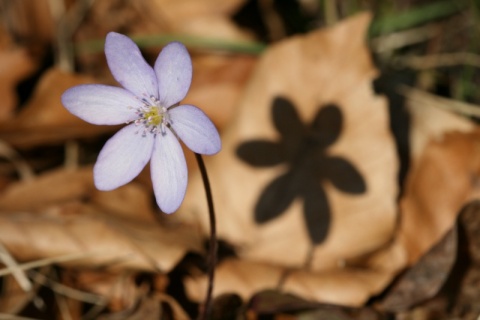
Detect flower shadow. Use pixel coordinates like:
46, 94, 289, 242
236, 96, 367, 244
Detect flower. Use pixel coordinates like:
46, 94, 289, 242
62, 32, 221, 213
236, 97, 365, 243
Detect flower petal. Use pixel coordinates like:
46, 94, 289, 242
94, 124, 154, 190
62, 84, 140, 125
169, 105, 221, 155
105, 32, 158, 99
151, 129, 187, 214
154, 42, 192, 108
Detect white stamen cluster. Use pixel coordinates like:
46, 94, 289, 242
130, 96, 171, 137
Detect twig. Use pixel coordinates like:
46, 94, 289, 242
54, 0, 96, 72
0, 314, 41, 320
400, 85, 480, 118
28, 270, 106, 305
324, 0, 338, 26
64, 140, 80, 170
396, 52, 480, 70
258, 0, 285, 41
0, 139, 35, 181
0, 241, 32, 291
0, 251, 103, 278
195, 153, 217, 320
371, 24, 439, 53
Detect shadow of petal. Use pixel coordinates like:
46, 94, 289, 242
311, 103, 343, 148
303, 181, 330, 244
322, 156, 367, 194
255, 172, 298, 223
236, 140, 284, 167
272, 97, 304, 140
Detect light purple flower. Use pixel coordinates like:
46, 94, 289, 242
62, 32, 221, 213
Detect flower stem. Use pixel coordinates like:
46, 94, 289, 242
195, 153, 217, 320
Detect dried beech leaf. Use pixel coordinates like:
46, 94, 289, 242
148, 0, 246, 33
358, 89, 480, 300
0, 69, 114, 148
460, 201, 480, 263
0, 274, 39, 313
156, 293, 190, 320
185, 54, 257, 128
380, 224, 457, 312
450, 200, 480, 317
0, 168, 201, 272
398, 130, 480, 264
98, 294, 160, 320
0, 45, 37, 122
185, 258, 396, 306
177, 15, 253, 41
405, 87, 476, 162
185, 259, 283, 303
211, 293, 243, 320
180, 13, 399, 306
0, 1, 55, 43
0, 167, 93, 212
70, 270, 140, 312
248, 290, 320, 314
298, 307, 384, 320
248, 291, 383, 320
0, 205, 199, 272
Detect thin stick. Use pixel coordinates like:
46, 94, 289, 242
195, 153, 217, 320
0, 241, 32, 291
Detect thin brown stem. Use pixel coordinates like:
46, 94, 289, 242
195, 153, 217, 320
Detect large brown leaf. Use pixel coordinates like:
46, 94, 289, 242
179, 13, 400, 306
0, 27, 37, 122
385, 89, 480, 265
185, 258, 395, 307
0, 167, 201, 272
0, 69, 115, 149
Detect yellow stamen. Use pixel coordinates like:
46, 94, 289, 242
144, 106, 163, 126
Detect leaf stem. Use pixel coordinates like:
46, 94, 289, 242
195, 153, 217, 320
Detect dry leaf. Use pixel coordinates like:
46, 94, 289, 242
248, 291, 383, 320
99, 294, 160, 320
0, 273, 39, 313
185, 54, 258, 128
0, 167, 201, 272
380, 223, 457, 312
185, 258, 395, 307
297, 307, 383, 320
211, 293, 243, 320
68, 270, 140, 312
356, 89, 479, 293
0, 1, 55, 44
77, 0, 251, 54
398, 130, 480, 264
148, 0, 246, 34
450, 200, 480, 318
0, 167, 93, 212
0, 41, 37, 122
179, 13, 399, 305
248, 290, 319, 314
0, 205, 198, 272
0, 68, 114, 149
186, 259, 282, 303
404, 87, 475, 162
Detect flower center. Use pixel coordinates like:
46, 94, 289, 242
144, 106, 163, 127
133, 102, 170, 137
